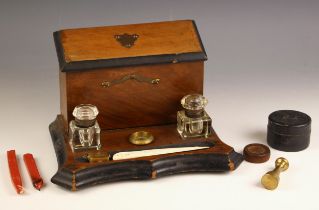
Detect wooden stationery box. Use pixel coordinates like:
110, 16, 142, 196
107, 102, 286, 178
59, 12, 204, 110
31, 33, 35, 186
54, 20, 207, 130
50, 20, 243, 191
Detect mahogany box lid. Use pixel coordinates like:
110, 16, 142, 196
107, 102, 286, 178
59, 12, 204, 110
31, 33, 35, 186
54, 20, 207, 72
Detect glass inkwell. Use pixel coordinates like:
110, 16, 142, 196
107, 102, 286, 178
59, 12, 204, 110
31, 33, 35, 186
177, 94, 212, 138
69, 104, 101, 151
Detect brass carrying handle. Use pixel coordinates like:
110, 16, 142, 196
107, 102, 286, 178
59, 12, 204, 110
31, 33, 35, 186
101, 74, 160, 88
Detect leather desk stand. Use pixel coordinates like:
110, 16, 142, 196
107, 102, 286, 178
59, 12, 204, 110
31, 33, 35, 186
49, 115, 243, 191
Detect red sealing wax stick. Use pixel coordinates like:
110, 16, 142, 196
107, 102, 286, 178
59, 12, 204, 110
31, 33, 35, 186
23, 153, 44, 191
7, 150, 24, 194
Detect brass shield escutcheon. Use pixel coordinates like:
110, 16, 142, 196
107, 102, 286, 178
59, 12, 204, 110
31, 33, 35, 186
114, 33, 139, 48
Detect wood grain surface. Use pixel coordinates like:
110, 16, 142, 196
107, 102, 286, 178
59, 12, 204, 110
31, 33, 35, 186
60, 61, 204, 130
59, 20, 203, 62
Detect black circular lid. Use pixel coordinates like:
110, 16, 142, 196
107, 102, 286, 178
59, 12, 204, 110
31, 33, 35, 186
267, 110, 311, 152
269, 110, 311, 127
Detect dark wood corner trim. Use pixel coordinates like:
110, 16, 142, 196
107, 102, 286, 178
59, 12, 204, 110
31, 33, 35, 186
49, 115, 67, 167
53, 31, 67, 72
191, 20, 207, 61
51, 167, 74, 190
229, 150, 244, 170
60, 52, 207, 72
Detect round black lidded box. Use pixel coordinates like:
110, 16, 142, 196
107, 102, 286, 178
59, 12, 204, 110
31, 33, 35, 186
267, 110, 311, 152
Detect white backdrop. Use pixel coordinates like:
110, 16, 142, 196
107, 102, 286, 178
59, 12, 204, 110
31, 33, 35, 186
0, 0, 318, 209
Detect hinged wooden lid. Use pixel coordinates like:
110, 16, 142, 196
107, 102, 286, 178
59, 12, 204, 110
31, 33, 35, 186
54, 20, 207, 72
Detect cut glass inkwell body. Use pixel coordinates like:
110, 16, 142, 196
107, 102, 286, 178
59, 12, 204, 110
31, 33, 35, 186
69, 104, 101, 151
177, 94, 212, 138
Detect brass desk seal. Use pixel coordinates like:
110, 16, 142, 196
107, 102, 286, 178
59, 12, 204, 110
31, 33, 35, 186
261, 157, 289, 190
